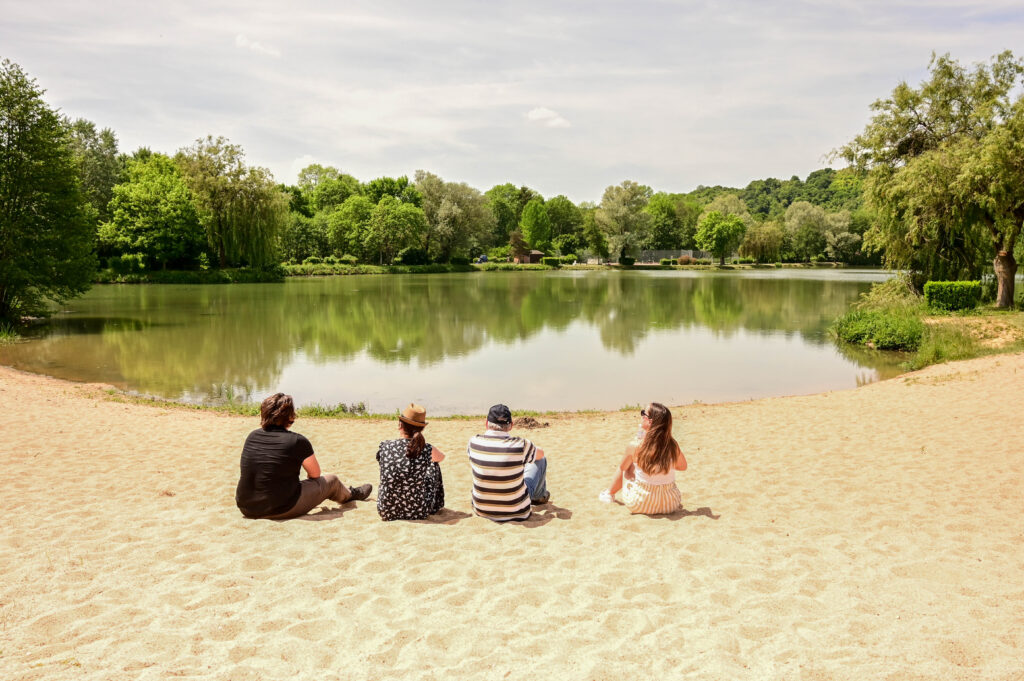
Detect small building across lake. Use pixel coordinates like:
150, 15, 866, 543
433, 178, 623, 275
514, 250, 545, 264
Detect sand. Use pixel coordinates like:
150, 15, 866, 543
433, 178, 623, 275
1, 354, 1023, 680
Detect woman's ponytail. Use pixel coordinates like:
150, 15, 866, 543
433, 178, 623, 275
408, 430, 425, 458
400, 421, 426, 458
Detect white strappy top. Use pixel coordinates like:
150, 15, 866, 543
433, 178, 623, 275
634, 465, 676, 486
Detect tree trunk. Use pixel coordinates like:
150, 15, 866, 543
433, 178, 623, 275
719, 253, 725, 266
993, 251, 1018, 308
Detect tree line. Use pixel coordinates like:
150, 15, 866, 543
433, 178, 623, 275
3, 50, 1023, 323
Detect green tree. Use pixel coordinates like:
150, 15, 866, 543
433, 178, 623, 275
176, 136, 288, 267
739, 221, 785, 262
695, 211, 746, 265
839, 51, 1024, 304
327, 195, 374, 260
278, 213, 329, 262
0, 60, 96, 321
581, 208, 608, 258
519, 198, 552, 252
297, 163, 340, 192
545, 195, 583, 241
823, 211, 862, 262
364, 175, 422, 207
67, 118, 123, 224
699, 193, 751, 226
415, 170, 494, 261
509, 229, 529, 259
278, 184, 312, 218
596, 180, 652, 260
99, 153, 204, 269
364, 196, 427, 264
485, 183, 540, 245
669, 194, 702, 249
785, 201, 828, 261
310, 174, 361, 213
645, 193, 682, 249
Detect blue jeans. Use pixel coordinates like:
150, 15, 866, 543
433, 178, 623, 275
524, 457, 548, 501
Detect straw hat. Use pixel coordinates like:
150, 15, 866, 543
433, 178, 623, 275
399, 403, 427, 427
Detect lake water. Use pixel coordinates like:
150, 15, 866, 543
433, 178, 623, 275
1, 269, 904, 414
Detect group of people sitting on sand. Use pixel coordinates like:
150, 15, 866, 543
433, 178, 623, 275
234, 393, 688, 522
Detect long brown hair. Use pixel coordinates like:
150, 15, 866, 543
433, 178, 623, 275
633, 402, 679, 475
399, 420, 426, 459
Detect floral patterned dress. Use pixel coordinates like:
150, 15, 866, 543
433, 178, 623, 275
375, 439, 445, 521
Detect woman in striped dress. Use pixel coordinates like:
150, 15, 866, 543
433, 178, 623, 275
598, 402, 686, 514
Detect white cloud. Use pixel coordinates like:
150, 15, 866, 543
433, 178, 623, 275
5, 1, 1024, 202
235, 34, 280, 58
526, 107, 571, 129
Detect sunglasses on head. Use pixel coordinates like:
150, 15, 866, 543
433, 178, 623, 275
640, 409, 648, 418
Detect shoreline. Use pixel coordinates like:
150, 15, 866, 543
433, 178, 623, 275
3, 359, 893, 421
89, 260, 867, 285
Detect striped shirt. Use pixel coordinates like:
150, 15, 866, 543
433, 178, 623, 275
467, 430, 537, 522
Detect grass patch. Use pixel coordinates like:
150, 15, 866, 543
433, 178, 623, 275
831, 307, 925, 351
906, 325, 979, 370
0, 322, 19, 344
297, 402, 368, 417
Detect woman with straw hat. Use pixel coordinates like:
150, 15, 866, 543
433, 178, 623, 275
375, 403, 446, 521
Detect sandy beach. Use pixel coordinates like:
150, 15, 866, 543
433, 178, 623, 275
2, 354, 1023, 680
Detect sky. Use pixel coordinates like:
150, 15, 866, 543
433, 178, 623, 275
3, 0, 1024, 203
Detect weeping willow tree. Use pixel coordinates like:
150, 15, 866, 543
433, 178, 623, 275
175, 136, 287, 267
838, 51, 1024, 306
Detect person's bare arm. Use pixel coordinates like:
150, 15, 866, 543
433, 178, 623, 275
619, 452, 636, 480
534, 446, 545, 460
674, 445, 688, 471
302, 454, 321, 479
431, 447, 445, 463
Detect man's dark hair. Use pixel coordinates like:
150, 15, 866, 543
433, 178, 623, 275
260, 392, 295, 429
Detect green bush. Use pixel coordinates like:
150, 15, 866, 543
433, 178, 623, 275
659, 258, 675, 266
303, 255, 323, 265
487, 245, 511, 261
697, 258, 712, 265
831, 307, 925, 351
97, 267, 286, 285
393, 247, 430, 266
323, 255, 339, 265
856, 273, 922, 310
923, 281, 982, 311
736, 256, 755, 264
108, 253, 146, 275
561, 254, 577, 264
449, 256, 470, 266
618, 256, 635, 266
541, 256, 561, 267
338, 254, 358, 266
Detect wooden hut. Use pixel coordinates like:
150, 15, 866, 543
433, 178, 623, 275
514, 250, 545, 264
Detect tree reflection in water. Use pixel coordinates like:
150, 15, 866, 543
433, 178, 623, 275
0, 270, 903, 409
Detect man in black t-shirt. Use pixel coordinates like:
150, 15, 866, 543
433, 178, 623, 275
235, 393, 372, 519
